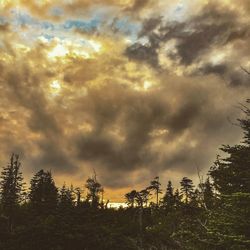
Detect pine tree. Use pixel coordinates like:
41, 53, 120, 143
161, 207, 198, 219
148, 176, 162, 207
125, 190, 137, 208
0, 154, 24, 231
29, 169, 58, 214
138, 189, 150, 207
180, 177, 194, 204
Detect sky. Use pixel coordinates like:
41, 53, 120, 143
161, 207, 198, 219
0, 0, 249, 202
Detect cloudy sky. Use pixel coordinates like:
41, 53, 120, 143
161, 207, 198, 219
0, 0, 249, 201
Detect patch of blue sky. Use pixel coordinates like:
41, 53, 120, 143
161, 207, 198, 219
40, 33, 55, 41
41, 21, 54, 30
112, 17, 141, 36
63, 19, 100, 32
10, 10, 54, 31
3, 6, 143, 47
14, 11, 38, 26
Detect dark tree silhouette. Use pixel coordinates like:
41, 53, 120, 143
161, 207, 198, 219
29, 169, 58, 214
163, 181, 175, 209
210, 102, 250, 194
73, 186, 83, 207
136, 189, 150, 207
173, 188, 182, 208
148, 176, 162, 207
180, 177, 194, 204
125, 189, 137, 208
207, 101, 250, 247
58, 183, 74, 210
0, 154, 24, 232
85, 172, 102, 208
198, 177, 215, 210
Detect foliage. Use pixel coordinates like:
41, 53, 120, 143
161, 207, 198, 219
29, 170, 58, 214
0, 154, 24, 232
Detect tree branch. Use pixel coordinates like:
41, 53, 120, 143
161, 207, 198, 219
240, 66, 250, 75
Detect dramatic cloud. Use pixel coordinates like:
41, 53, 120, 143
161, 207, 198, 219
126, 1, 250, 85
0, 0, 249, 201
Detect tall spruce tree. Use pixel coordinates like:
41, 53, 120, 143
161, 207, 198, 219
210, 102, 250, 194
0, 154, 24, 231
207, 100, 250, 247
29, 169, 58, 214
163, 181, 175, 209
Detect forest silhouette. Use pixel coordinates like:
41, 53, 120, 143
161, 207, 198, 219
0, 100, 249, 250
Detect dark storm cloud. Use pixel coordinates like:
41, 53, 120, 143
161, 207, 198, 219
138, 17, 162, 37
6, 69, 61, 136
72, 76, 244, 187
125, 23, 164, 66
32, 139, 78, 174
125, 2, 250, 86
125, 42, 159, 67
1, 50, 78, 173
173, 6, 250, 65
74, 84, 169, 170
199, 63, 228, 75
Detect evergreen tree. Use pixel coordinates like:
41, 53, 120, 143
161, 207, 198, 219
207, 100, 250, 247
138, 189, 150, 207
58, 183, 74, 210
180, 177, 194, 204
198, 177, 215, 210
207, 193, 250, 249
148, 176, 162, 207
189, 188, 199, 208
0, 154, 24, 231
173, 189, 182, 208
210, 101, 250, 194
162, 181, 175, 209
29, 169, 58, 214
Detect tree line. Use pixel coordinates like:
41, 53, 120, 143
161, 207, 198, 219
0, 100, 249, 249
